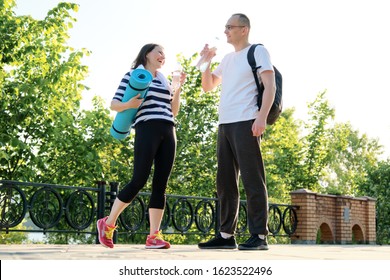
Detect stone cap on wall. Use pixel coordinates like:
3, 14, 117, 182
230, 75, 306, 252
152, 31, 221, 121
290, 189, 376, 201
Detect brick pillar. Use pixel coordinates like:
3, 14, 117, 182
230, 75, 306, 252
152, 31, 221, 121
364, 197, 377, 244
335, 197, 352, 244
290, 189, 318, 244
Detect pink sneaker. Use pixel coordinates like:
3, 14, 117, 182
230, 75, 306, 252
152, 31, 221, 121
145, 230, 171, 249
97, 216, 117, 248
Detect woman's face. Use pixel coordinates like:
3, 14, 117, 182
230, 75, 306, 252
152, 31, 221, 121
146, 46, 165, 69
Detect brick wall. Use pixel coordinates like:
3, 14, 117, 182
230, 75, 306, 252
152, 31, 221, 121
290, 189, 376, 244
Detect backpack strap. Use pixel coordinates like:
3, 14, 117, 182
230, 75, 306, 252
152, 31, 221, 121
247, 43, 263, 70
247, 44, 264, 109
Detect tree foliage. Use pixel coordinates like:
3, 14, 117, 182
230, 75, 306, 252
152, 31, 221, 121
168, 54, 219, 197
1, 0, 90, 182
359, 160, 390, 244
301, 91, 335, 192
323, 122, 382, 195
0, 219, 29, 244
261, 108, 305, 202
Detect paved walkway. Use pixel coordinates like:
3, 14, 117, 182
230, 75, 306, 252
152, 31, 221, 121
1, 244, 390, 260
2, 244, 390, 280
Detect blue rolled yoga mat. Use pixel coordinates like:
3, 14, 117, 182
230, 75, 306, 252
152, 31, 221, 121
110, 69, 153, 140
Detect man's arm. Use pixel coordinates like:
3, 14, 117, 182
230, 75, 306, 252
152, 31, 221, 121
201, 68, 221, 92
252, 70, 276, 136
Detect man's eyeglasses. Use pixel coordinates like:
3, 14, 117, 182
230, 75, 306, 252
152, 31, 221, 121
225, 25, 246, 31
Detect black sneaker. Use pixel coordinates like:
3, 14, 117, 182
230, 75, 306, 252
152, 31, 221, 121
198, 233, 237, 249
238, 234, 269, 250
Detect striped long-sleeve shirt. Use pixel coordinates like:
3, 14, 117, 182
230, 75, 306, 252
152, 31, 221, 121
113, 70, 174, 127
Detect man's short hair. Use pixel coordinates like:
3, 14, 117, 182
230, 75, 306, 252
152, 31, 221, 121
232, 13, 251, 28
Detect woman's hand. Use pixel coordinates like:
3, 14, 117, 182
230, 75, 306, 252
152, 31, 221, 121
179, 72, 187, 88
126, 93, 143, 108
110, 94, 143, 112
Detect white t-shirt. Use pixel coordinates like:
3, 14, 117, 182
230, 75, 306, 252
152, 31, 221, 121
112, 66, 174, 127
213, 44, 274, 124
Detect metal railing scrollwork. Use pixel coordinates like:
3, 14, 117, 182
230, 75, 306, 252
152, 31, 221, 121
0, 180, 298, 242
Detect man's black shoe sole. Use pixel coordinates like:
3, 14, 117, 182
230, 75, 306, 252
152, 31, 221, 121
237, 245, 269, 250
198, 245, 237, 249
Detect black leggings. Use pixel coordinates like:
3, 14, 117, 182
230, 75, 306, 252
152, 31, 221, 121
117, 120, 176, 209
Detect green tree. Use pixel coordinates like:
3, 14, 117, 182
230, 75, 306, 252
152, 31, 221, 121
1, 0, 90, 182
0, 219, 29, 244
77, 97, 135, 185
359, 160, 390, 244
262, 108, 305, 203
300, 90, 335, 192
34, 95, 135, 186
1, 0, 139, 187
322, 122, 382, 196
289, 91, 383, 196
168, 54, 219, 197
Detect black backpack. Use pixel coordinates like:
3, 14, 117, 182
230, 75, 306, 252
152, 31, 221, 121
247, 44, 283, 125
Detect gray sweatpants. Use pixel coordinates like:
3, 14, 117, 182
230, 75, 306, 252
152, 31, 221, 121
216, 120, 269, 235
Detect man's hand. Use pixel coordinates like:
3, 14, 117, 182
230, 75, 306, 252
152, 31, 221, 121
252, 116, 266, 137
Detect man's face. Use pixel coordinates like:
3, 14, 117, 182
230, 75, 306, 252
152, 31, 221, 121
224, 15, 246, 44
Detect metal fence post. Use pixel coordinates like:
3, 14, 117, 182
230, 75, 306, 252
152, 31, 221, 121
96, 181, 107, 219
96, 181, 107, 244
109, 181, 119, 244
214, 192, 220, 237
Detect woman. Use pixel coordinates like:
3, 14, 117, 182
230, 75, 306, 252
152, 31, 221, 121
97, 43, 186, 249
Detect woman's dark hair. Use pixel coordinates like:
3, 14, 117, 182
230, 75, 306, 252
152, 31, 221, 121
132, 43, 160, 69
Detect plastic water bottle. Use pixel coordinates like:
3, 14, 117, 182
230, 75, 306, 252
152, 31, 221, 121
196, 47, 217, 72
171, 62, 182, 91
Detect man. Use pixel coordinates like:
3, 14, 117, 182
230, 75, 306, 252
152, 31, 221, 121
198, 13, 275, 250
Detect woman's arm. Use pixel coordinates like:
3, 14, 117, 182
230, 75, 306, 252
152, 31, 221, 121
110, 94, 143, 112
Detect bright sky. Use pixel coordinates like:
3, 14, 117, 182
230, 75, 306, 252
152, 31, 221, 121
14, 0, 390, 159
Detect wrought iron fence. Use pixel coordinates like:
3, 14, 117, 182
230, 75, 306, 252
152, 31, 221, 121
0, 180, 298, 243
